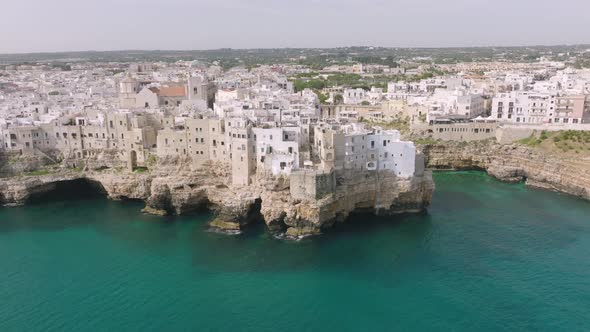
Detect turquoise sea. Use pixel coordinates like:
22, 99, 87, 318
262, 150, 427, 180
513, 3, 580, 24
1, 172, 590, 331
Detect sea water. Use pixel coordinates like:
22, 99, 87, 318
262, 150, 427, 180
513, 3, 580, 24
1, 172, 589, 331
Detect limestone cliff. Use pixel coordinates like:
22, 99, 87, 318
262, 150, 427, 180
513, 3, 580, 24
421, 141, 590, 201
0, 155, 434, 238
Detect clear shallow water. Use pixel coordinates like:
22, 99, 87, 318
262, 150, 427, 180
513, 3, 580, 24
1, 172, 590, 332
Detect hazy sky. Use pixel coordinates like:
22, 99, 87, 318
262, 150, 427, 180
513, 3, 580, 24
1, 0, 590, 54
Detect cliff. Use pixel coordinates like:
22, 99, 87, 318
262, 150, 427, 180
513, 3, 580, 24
421, 140, 590, 201
3, 139, 587, 237
0, 155, 433, 239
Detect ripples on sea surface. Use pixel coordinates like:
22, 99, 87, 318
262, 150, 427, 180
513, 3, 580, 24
1, 171, 589, 331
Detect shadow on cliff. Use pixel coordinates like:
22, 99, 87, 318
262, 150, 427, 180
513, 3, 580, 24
26, 178, 109, 204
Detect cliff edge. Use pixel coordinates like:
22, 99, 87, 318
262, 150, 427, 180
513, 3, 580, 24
421, 140, 590, 201
0, 155, 434, 239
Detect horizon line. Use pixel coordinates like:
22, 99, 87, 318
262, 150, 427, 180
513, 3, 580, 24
2, 43, 590, 57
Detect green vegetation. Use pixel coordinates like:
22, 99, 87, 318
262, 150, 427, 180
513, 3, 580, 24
518, 132, 544, 147
518, 130, 590, 153
292, 67, 447, 95
316, 91, 329, 104
1, 45, 589, 68
133, 167, 149, 174
294, 72, 320, 79
73, 162, 85, 172
23, 169, 51, 177
146, 154, 157, 166
413, 138, 439, 145
293, 73, 366, 92
361, 117, 411, 134
552, 131, 590, 152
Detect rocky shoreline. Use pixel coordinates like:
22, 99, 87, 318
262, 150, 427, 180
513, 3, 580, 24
0, 155, 434, 239
3, 140, 587, 238
421, 140, 590, 201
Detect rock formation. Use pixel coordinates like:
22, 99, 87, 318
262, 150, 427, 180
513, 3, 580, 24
2, 139, 588, 238
0, 153, 434, 238
421, 140, 590, 201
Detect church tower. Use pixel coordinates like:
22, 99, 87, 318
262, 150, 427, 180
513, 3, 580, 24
119, 73, 139, 109
187, 76, 216, 109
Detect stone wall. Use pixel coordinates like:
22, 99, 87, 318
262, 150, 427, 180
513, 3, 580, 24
495, 127, 535, 144
412, 122, 497, 142
290, 170, 336, 201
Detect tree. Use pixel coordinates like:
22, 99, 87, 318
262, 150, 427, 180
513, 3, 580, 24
316, 91, 329, 104
333, 94, 344, 105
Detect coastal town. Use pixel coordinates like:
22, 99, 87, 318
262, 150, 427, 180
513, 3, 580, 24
5, 0, 590, 328
1, 47, 590, 237
1, 48, 590, 184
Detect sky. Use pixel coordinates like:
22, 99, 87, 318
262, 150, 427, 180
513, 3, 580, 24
1, 0, 590, 54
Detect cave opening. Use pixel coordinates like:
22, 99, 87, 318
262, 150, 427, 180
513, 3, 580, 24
26, 178, 108, 204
